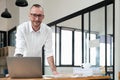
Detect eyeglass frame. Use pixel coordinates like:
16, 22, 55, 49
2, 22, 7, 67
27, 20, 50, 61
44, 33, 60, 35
30, 13, 44, 18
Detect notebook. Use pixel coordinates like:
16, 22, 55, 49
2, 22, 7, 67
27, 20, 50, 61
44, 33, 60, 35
6, 57, 42, 78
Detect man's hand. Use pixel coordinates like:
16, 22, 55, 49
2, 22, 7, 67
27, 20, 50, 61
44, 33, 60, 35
47, 56, 59, 75
52, 70, 59, 75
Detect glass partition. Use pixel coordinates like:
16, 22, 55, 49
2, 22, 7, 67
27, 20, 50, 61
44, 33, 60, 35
48, 0, 114, 79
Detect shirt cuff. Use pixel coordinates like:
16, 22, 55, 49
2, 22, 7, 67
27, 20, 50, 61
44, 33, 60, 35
45, 53, 53, 58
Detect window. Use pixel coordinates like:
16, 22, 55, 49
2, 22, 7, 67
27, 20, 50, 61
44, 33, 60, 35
99, 35, 113, 66
74, 31, 82, 66
89, 33, 97, 66
50, 27, 113, 67
0, 31, 7, 48
8, 27, 16, 46
61, 30, 72, 65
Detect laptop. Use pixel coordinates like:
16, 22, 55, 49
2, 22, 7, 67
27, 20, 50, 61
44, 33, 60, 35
6, 57, 42, 78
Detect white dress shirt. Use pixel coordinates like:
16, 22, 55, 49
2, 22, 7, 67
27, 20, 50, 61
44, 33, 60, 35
14, 21, 53, 57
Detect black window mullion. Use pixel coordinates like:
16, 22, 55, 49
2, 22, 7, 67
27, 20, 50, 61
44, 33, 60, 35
55, 25, 57, 65
105, 2, 108, 76
88, 12, 91, 63
82, 14, 84, 63
72, 31, 74, 66
113, 0, 115, 79
59, 27, 62, 66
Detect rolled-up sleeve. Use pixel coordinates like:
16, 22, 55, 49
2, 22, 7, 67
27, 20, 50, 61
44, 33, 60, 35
44, 28, 53, 58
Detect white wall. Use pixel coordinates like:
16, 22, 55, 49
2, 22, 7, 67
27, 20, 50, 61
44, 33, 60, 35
0, 0, 7, 31
0, 0, 19, 31
42, 0, 104, 23
115, 0, 120, 80
7, 0, 19, 30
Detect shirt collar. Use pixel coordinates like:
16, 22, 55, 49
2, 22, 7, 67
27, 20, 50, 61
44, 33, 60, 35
29, 21, 42, 33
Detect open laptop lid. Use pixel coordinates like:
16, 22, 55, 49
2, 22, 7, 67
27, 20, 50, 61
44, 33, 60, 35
7, 57, 42, 78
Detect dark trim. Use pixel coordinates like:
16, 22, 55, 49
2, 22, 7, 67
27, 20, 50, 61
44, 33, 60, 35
81, 14, 84, 63
72, 31, 74, 66
88, 12, 91, 63
105, 2, 108, 76
55, 25, 57, 65
56, 26, 76, 31
113, 0, 115, 79
42, 46, 45, 75
59, 27, 62, 66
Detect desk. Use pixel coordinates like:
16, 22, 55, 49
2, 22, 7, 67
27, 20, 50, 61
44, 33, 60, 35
1, 76, 110, 80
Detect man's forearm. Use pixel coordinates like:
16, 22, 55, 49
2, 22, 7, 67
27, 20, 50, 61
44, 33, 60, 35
47, 56, 57, 72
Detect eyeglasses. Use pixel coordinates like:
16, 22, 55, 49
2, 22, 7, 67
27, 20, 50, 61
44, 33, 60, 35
30, 13, 44, 18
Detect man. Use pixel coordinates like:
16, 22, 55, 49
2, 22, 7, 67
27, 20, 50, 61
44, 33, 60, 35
14, 4, 58, 75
